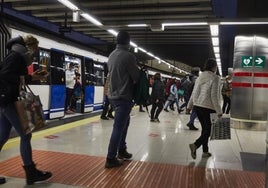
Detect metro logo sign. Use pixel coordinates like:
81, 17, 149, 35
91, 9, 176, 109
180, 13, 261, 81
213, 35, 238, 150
241, 56, 265, 68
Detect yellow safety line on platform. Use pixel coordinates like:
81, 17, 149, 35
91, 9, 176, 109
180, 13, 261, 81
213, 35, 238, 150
3, 116, 100, 150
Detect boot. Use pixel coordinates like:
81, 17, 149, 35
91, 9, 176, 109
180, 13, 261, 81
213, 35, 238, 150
117, 149, 133, 160
23, 164, 52, 185
0, 176, 6, 184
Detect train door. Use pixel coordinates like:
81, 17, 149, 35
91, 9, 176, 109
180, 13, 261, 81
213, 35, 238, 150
64, 54, 82, 113
93, 61, 105, 111
82, 57, 94, 112
49, 48, 65, 119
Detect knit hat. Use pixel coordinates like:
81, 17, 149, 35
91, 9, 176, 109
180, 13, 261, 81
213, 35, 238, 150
117, 30, 130, 45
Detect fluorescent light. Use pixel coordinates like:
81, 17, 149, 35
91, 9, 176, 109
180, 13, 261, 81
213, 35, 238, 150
127, 24, 148, 27
57, 0, 79, 10
213, 46, 220, 53
130, 41, 137, 47
107, 29, 118, 36
138, 47, 147, 53
162, 22, 208, 30
220, 22, 268, 25
134, 47, 138, 53
81, 13, 103, 26
212, 37, 219, 46
147, 52, 154, 57
215, 53, 220, 58
210, 25, 218, 36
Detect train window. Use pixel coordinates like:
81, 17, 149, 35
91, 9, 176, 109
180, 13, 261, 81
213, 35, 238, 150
28, 48, 50, 85
84, 58, 94, 86
64, 54, 82, 85
93, 62, 105, 86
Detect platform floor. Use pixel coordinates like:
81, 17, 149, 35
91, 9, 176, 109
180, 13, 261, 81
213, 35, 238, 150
0, 107, 266, 187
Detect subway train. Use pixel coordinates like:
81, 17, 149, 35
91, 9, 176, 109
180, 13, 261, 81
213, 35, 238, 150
11, 28, 108, 120
10, 28, 173, 121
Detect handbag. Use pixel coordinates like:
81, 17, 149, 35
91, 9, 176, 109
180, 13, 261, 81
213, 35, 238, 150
210, 113, 231, 140
15, 81, 46, 134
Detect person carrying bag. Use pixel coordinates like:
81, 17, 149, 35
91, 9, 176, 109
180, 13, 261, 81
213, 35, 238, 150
0, 34, 52, 185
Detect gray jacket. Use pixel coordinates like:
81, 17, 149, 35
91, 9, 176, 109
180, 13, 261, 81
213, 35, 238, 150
108, 44, 140, 100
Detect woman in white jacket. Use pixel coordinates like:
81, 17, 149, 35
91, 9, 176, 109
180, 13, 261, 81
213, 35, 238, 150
187, 58, 222, 159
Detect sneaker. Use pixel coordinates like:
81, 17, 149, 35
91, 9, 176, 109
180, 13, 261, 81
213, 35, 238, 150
105, 158, 123, 169
202, 152, 212, 158
107, 114, 114, 119
0, 177, 6, 184
189, 144, 197, 159
118, 150, 133, 160
101, 116, 109, 120
164, 109, 169, 112
155, 118, 160, 122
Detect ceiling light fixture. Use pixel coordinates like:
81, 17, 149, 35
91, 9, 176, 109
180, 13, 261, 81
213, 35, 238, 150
57, 0, 79, 10
81, 13, 103, 26
107, 29, 118, 36
220, 21, 268, 25
210, 25, 218, 36
127, 24, 148, 27
162, 22, 208, 31
212, 37, 219, 46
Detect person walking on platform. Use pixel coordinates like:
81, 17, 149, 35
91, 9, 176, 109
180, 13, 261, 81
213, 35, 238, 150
101, 73, 114, 120
188, 58, 222, 159
105, 30, 140, 168
150, 73, 165, 122
221, 75, 232, 114
0, 34, 52, 185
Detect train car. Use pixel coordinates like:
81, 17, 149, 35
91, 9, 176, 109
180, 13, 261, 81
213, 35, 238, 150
11, 28, 108, 120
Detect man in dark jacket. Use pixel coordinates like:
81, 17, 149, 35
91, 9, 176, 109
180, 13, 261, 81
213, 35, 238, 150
105, 30, 140, 168
0, 35, 52, 185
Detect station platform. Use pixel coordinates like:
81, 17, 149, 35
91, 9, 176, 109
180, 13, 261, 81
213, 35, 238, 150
0, 107, 265, 187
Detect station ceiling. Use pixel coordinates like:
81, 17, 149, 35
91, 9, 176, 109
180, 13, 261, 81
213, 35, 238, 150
2, 0, 268, 76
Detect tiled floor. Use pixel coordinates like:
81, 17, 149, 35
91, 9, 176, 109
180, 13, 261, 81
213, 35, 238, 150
0, 106, 266, 187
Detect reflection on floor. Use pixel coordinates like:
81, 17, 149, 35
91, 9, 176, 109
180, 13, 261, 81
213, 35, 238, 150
0, 106, 266, 187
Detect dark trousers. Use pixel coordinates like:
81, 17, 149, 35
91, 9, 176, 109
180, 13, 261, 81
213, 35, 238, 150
150, 100, 164, 119
107, 99, 132, 159
65, 87, 75, 111
222, 95, 231, 114
0, 103, 33, 165
193, 106, 215, 153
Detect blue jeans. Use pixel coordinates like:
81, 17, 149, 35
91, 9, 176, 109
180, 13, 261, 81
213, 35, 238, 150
0, 103, 33, 166
188, 109, 197, 124
107, 99, 132, 159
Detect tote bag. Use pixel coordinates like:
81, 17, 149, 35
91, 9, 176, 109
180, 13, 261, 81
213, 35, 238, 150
210, 113, 231, 140
15, 84, 46, 134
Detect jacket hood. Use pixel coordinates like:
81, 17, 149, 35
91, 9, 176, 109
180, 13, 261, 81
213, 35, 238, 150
6, 36, 25, 50
198, 71, 216, 85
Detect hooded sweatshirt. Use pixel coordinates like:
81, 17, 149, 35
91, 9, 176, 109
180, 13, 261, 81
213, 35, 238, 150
187, 71, 222, 115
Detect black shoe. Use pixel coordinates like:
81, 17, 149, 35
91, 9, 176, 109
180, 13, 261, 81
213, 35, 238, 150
101, 116, 109, 120
189, 144, 197, 159
178, 109, 183, 114
105, 158, 123, 169
155, 118, 160, 122
187, 123, 198, 130
150, 119, 155, 122
23, 164, 52, 185
0, 177, 6, 184
107, 114, 114, 119
118, 150, 133, 160
139, 109, 145, 112
164, 109, 169, 112
170, 107, 175, 111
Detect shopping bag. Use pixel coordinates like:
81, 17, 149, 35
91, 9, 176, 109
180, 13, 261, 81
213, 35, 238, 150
15, 85, 46, 134
210, 114, 231, 140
